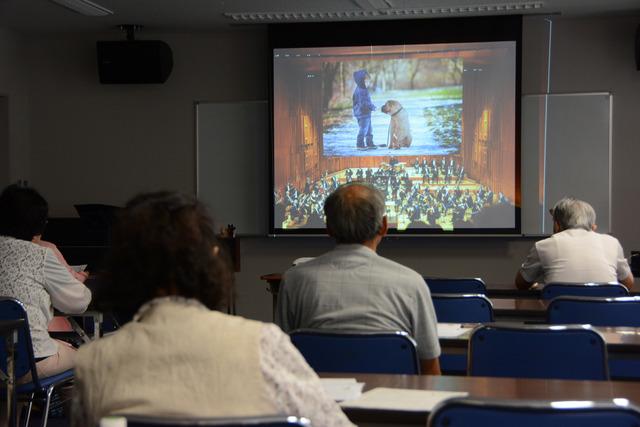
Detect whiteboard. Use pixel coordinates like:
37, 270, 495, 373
196, 101, 269, 236
521, 93, 612, 235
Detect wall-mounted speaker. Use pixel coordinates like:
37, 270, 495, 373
96, 40, 173, 84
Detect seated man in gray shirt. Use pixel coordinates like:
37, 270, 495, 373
276, 182, 441, 374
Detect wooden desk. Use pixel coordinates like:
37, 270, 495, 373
54, 310, 103, 343
0, 319, 24, 427
321, 373, 640, 426
491, 298, 548, 321
259, 274, 540, 320
439, 324, 640, 348
261, 273, 537, 297
438, 323, 640, 380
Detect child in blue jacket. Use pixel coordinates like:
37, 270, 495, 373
352, 69, 377, 150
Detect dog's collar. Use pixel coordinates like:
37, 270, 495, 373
391, 106, 404, 117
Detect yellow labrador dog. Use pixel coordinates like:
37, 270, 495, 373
381, 100, 412, 149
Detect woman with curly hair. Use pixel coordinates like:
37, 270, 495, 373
72, 191, 353, 427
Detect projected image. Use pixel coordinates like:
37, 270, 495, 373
322, 58, 462, 157
273, 41, 517, 233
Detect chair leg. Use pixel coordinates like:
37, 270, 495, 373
23, 394, 34, 427
39, 387, 54, 427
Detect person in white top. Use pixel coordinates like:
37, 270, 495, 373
72, 191, 353, 427
516, 197, 634, 290
0, 184, 91, 380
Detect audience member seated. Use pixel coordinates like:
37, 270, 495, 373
0, 184, 91, 380
276, 182, 441, 374
515, 197, 634, 290
71, 192, 353, 427
33, 235, 89, 283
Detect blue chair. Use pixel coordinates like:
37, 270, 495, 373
432, 294, 493, 375
547, 296, 640, 327
290, 329, 420, 374
424, 278, 486, 294
468, 324, 608, 380
546, 296, 640, 380
541, 283, 629, 300
428, 397, 640, 427
432, 294, 494, 323
0, 298, 74, 427
125, 415, 311, 426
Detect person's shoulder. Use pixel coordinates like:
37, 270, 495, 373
208, 310, 266, 330
76, 326, 126, 369
36, 240, 57, 250
595, 232, 623, 248
534, 232, 561, 252
3, 237, 49, 259
283, 252, 331, 279
181, 306, 265, 333
535, 233, 556, 244
1, 236, 40, 250
374, 254, 424, 285
596, 232, 620, 243
260, 322, 288, 343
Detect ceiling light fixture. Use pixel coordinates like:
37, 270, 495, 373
50, 0, 113, 16
224, 1, 544, 22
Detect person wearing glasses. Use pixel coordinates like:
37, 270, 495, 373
516, 197, 634, 290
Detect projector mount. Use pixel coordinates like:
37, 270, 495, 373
118, 24, 144, 41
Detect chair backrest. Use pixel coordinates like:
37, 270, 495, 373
432, 294, 494, 323
428, 397, 640, 427
0, 297, 39, 382
424, 278, 486, 294
541, 283, 629, 300
289, 329, 420, 374
468, 324, 608, 380
124, 415, 311, 427
547, 296, 640, 327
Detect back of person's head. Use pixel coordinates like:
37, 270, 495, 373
324, 182, 385, 244
0, 184, 48, 241
103, 191, 233, 315
551, 197, 596, 231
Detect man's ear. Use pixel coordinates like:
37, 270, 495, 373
378, 216, 388, 237
592, 224, 598, 232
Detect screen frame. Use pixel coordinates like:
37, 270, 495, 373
268, 15, 522, 236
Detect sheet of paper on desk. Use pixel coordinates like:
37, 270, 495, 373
341, 388, 468, 412
320, 378, 365, 401
437, 323, 470, 338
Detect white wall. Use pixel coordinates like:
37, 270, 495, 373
23, 29, 268, 214
0, 27, 29, 188
544, 16, 640, 254
5, 15, 640, 321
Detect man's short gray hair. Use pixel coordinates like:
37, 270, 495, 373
551, 197, 596, 231
324, 182, 386, 244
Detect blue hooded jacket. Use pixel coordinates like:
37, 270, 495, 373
352, 69, 376, 119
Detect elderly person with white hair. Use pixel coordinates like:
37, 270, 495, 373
516, 197, 634, 290
276, 182, 441, 374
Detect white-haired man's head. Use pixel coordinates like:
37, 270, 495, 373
550, 197, 597, 233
